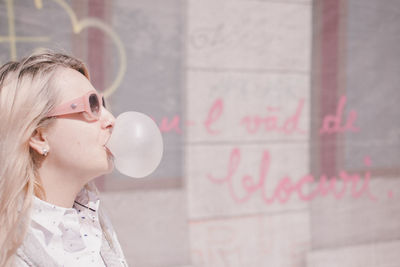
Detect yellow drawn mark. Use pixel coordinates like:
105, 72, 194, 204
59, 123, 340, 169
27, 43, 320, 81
0, 0, 50, 60
5, 0, 16, 59
34, 0, 42, 9
34, 0, 127, 98
0, 0, 125, 96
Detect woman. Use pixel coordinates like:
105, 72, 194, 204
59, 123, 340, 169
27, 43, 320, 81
0, 52, 128, 266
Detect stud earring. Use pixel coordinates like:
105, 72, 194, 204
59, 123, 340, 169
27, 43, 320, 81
42, 148, 48, 156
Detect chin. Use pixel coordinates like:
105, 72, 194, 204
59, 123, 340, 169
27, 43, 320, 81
104, 154, 115, 173
90, 153, 114, 177
100, 147, 115, 173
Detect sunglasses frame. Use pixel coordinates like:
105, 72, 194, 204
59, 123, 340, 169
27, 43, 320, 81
47, 90, 104, 121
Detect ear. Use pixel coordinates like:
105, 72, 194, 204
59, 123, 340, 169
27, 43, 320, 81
29, 128, 49, 155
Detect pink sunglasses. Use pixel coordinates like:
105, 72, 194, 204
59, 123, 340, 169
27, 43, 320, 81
47, 90, 105, 121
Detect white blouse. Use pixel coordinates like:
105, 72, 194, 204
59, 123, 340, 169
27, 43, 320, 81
30, 188, 115, 266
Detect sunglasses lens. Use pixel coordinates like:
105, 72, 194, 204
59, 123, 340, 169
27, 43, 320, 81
89, 94, 100, 117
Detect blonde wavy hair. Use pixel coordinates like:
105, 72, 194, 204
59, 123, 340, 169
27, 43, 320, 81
0, 51, 115, 266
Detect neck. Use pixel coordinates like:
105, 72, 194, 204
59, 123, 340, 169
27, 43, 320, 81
36, 163, 91, 208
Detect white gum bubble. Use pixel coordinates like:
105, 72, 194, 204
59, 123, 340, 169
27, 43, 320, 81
106, 111, 163, 178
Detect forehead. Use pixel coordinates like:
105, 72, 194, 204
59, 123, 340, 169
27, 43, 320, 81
54, 67, 96, 100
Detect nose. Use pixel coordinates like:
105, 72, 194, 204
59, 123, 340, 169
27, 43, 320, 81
100, 106, 116, 131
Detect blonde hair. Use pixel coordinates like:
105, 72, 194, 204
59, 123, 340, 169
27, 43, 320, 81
0, 51, 114, 266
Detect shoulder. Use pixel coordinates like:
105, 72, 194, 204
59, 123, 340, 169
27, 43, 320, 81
14, 229, 59, 267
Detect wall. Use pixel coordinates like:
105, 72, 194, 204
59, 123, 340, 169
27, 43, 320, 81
185, 0, 311, 266
1, 0, 400, 266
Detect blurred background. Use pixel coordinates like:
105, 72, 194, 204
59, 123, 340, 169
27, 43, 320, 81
1, 0, 400, 266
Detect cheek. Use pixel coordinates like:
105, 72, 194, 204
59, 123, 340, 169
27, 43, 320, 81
49, 121, 100, 160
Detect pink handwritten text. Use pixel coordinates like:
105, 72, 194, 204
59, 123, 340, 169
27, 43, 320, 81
320, 95, 360, 134
208, 148, 377, 204
240, 99, 306, 135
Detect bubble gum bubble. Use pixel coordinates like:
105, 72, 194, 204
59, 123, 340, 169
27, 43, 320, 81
106, 112, 163, 178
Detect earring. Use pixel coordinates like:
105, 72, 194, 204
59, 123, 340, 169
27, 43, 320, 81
42, 148, 48, 156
